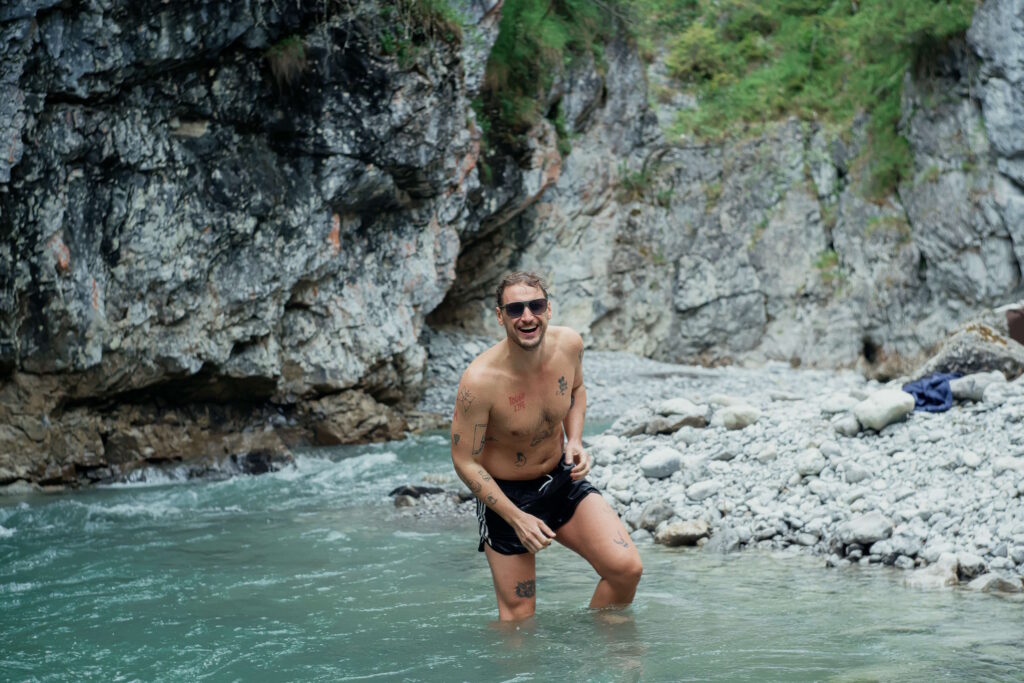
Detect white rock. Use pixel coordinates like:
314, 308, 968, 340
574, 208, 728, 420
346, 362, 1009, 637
795, 448, 826, 476
639, 447, 683, 479
819, 440, 842, 459
686, 479, 720, 501
853, 390, 915, 431
844, 463, 871, 484
958, 450, 983, 468
839, 511, 893, 545
904, 552, 959, 589
655, 520, 710, 546
992, 457, 1024, 476
658, 398, 701, 416
713, 404, 761, 430
967, 573, 1023, 593
820, 393, 859, 414
950, 371, 1006, 401
957, 552, 987, 580
831, 413, 862, 437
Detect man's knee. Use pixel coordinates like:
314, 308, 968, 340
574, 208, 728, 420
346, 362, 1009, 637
604, 553, 643, 587
498, 597, 536, 621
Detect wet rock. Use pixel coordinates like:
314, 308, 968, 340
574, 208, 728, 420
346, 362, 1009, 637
389, 485, 445, 499
967, 573, 1024, 593
957, 552, 988, 580
904, 553, 960, 589
839, 511, 894, 545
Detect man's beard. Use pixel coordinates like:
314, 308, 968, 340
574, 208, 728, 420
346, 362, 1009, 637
509, 323, 545, 350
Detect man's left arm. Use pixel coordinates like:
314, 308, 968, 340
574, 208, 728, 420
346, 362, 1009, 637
563, 333, 591, 481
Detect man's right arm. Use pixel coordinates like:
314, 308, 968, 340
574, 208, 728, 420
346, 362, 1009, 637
450, 371, 555, 553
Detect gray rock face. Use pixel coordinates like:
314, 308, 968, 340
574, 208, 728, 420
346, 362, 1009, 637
853, 390, 915, 431
0, 0, 500, 483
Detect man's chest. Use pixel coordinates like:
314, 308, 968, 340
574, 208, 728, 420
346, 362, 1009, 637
491, 372, 574, 439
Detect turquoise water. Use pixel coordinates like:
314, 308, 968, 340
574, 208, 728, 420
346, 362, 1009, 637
2, 433, 1024, 682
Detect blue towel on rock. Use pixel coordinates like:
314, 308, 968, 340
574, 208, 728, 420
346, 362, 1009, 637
902, 372, 962, 412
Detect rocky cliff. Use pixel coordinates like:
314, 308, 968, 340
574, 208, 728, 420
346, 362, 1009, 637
0, 0, 500, 485
2, 0, 1023, 487
433, 0, 1024, 376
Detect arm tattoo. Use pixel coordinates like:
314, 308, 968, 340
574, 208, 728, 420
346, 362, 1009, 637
452, 432, 461, 447
515, 580, 536, 598
458, 471, 482, 494
458, 388, 475, 414
613, 531, 631, 549
472, 424, 487, 455
486, 494, 497, 506
514, 452, 526, 468
476, 467, 492, 482
557, 376, 568, 395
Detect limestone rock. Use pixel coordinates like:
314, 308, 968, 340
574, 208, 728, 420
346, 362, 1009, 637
950, 371, 1007, 401
853, 390, 915, 431
639, 447, 683, 479
839, 511, 893, 545
795, 448, 827, 476
713, 405, 761, 430
638, 500, 675, 531
967, 573, 1023, 593
655, 520, 711, 547
915, 324, 1024, 381
904, 553, 959, 589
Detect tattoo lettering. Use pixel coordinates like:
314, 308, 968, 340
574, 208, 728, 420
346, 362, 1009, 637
557, 376, 568, 395
613, 532, 631, 549
476, 467, 492, 482
459, 388, 475, 414
472, 424, 487, 455
486, 494, 498, 506
514, 452, 526, 468
515, 580, 536, 598
452, 433, 461, 447
508, 392, 526, 413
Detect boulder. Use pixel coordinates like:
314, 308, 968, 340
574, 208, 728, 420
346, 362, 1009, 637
915, 323, 1024, 381
957, 552, 987, 580
967, 573, 1023, 593
949, 371, 1006, 401
852, 390, 915, 431
639, 447, 683, 479
838, 511, 893, 545
686, 479, 720, 501
831, 413, 862, 437
655, 520, 711, 547
638, 500, 675, 531
904, 552, 959, 589
819, 393, 859, 414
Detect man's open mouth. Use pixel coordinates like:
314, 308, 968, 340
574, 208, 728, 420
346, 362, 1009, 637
518, 324, 539, 334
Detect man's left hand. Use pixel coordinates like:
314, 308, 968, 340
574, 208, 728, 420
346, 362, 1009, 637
564, 441, 592, 481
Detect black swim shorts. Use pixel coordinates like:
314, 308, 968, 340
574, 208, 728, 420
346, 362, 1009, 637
476, 459, 599, 555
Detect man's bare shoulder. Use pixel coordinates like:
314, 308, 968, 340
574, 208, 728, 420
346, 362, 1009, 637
548, 326, 584, 354
459, 341, 507, 391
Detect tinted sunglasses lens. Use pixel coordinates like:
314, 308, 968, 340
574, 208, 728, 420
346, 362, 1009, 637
504, 302, 526, 317
527, 299, 547, 314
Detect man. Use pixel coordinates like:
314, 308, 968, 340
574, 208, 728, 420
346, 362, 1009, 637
450, 271, 643, 621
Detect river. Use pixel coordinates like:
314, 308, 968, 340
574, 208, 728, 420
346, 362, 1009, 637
2, 432, 1023, 682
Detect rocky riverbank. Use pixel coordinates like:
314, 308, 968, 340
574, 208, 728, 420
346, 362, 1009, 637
403, 326, 1024, 595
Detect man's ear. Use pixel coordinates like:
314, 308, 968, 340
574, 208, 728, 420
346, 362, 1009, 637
496, 307, 504, 325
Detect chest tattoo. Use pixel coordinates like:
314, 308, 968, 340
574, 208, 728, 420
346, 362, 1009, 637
508, 392, 526, 413
557, 376, 568, 395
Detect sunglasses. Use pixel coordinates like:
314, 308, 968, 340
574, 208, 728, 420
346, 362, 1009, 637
500, 298, 548, 318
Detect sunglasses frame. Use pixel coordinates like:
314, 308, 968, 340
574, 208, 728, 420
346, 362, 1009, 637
499, 297, 549, 319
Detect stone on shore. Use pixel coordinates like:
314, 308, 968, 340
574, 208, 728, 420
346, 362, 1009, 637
831, 413, 862, 437
795, 448, 827, 476
853, 390, 915, 431
904, 553, 960, 589
839, 511, 893, 545
655, 520, 711, 547
639, 447, 683, 479
638, 500, 675, 531
657, 398, 709, 429
950, 371, 1006, 401
713, 404, 761, 430
967, 573, 1023, 593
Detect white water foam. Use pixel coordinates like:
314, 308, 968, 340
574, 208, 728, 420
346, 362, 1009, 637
0, 524, 15, 538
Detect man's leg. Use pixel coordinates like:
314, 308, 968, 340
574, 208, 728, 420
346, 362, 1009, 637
483, 544, 538, 620
555, 494, 643, 609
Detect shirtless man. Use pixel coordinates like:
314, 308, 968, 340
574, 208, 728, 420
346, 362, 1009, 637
450, 271, 643, 620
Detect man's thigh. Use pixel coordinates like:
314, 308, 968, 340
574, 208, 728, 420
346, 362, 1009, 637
484, 544, 537, 620
554, 493, 641, 577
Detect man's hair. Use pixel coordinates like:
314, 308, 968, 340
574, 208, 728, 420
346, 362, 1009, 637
495, 271, 549, 309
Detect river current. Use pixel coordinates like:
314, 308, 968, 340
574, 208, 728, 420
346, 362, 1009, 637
2, 432, 1023, 682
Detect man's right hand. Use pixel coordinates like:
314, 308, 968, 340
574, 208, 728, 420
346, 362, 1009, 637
510, 512, 556, 553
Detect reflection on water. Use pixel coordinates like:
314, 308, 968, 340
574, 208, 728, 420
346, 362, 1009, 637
1, 433, 1023, 682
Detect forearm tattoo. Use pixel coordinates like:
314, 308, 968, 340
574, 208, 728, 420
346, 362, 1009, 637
515, 580, 536, 598
472, 423, 487, 455
486, 494, 497, 506
476, 467, 492, 482
458, 470, 482, 494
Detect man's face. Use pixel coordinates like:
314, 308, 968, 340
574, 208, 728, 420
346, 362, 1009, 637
497, 283, 551, 350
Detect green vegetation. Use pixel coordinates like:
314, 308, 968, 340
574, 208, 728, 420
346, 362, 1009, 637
630, 0, 976, 196
476, 0, 620, 151
377, 0, 463, 66
266, 35, 307, 89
